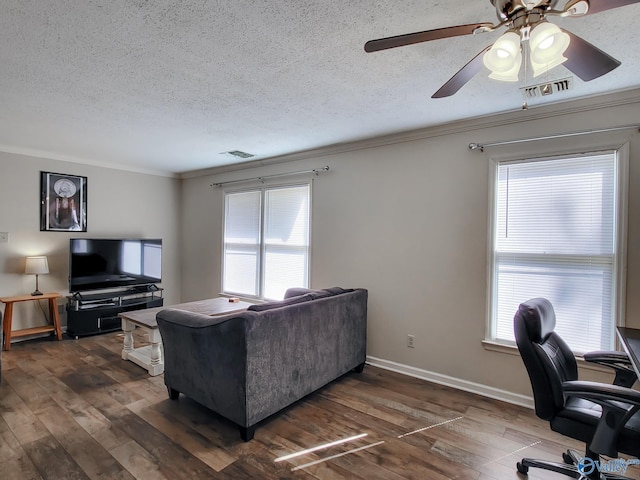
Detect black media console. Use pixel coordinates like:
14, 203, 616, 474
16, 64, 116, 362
66, 284, 163, 339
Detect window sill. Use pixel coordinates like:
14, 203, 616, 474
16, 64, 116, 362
482, 340, 520, 356
218, 293, 260, 304
482, 339, 612, 374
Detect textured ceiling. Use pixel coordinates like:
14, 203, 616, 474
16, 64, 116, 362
1, 0, 639, 175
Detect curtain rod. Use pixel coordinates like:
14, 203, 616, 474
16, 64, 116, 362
468, 125, 640, 152
210, 166, 329, 187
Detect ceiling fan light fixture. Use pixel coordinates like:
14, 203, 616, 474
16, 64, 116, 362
562, 0, 590, 17
488, 58, 522, 81
531, 54, 568, 76
529, 22, 570, 76
366, 0, 629, 98
483, 31, 522, 81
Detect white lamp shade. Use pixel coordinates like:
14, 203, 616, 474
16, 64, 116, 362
25, 256, 49, 275
483, 31, 523, 82
530, 22, 570, 77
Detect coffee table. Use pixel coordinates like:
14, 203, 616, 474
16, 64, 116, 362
118, 297, 251, 376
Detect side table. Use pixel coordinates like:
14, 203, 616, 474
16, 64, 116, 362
0, 292, 63, 351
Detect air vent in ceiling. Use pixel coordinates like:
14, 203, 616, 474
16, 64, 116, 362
220, 150, 256, 159
520, 77, 573, 99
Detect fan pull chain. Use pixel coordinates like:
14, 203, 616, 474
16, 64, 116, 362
521, 34, 529, 110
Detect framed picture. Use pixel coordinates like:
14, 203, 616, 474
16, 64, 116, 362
40, 172, 87, 232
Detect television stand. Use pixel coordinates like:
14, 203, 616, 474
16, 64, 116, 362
66, 285, 163, 338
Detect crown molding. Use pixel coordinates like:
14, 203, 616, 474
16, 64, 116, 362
182, 86, 640, 180
0, 145, 178, 178
4, 86, 638, 181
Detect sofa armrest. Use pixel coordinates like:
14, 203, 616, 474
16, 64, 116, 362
156, 308, 251, 427
157, 308, 239, 328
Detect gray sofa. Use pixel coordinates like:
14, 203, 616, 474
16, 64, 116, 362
156, 287, 367, 441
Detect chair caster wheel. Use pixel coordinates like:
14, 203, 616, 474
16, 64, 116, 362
562, 451, 574, 465
516, 462, 529, 475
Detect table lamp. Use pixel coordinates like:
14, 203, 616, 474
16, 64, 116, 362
25, 256, 49, 296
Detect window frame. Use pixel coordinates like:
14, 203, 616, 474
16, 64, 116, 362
485, 144, 629, 353
221, 181, 312, 300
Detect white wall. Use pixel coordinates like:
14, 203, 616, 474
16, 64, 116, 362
180, 89, 640, 399
0, 151, 181, 333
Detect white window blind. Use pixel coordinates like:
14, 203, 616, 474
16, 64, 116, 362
223, 191, 261, 296
223, 184, 310, 300
490, 152, 619, 352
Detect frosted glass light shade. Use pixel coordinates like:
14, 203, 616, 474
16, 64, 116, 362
489, 55, 522, 81
530, 22, 570, 77
25, 256, 49, 275
483, 31, 522, 82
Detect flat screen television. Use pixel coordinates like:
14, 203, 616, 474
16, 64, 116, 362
69, 238, 162, 292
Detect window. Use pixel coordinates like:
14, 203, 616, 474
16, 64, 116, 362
223, 184, 310, 300
488, 150, 626, 353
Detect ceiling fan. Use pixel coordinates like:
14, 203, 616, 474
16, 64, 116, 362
364, 0, 640, 98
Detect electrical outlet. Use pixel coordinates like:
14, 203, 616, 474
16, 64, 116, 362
407, 334, 415, 348
0, 232, 8, 243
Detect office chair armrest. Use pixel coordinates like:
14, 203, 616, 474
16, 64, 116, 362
563, 380, 640, 457
564, 380, 640, 406
583, 350, 637, 387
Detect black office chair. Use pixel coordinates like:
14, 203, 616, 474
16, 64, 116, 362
514, 298, 640, 479
0, 310, 3, 384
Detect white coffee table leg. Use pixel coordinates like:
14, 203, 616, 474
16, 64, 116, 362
147, 328, 164, 376
121, 318, 135, 360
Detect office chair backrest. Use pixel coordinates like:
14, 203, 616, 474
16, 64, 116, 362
514, 298, 578, 420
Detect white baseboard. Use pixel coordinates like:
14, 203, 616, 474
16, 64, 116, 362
366, 356, 534, 410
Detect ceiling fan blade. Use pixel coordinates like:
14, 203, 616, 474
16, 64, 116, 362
364, 23, 492, 53
585, 0, 640, 15
562, 29, 621, 81
432, 46, 491, 98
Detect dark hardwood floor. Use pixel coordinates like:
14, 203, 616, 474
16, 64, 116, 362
1, 332, 638, 480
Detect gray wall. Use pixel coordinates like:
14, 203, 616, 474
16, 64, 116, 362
1, 89, 638, 402
180, 89, 640, 400
0, 152, 181, 332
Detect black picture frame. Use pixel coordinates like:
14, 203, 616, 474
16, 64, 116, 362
40, 171, 87, 232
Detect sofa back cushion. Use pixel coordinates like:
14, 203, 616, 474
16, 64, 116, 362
251, 287, 356, 312
283, 286, 354, 300
283, 287, 313, 299
247, 293, 313, 312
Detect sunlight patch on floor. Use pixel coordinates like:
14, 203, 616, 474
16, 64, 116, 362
291, 441, 386, 472
397, 415, 464, 439
274, 433, 369, 463
277, 415, 467, 473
